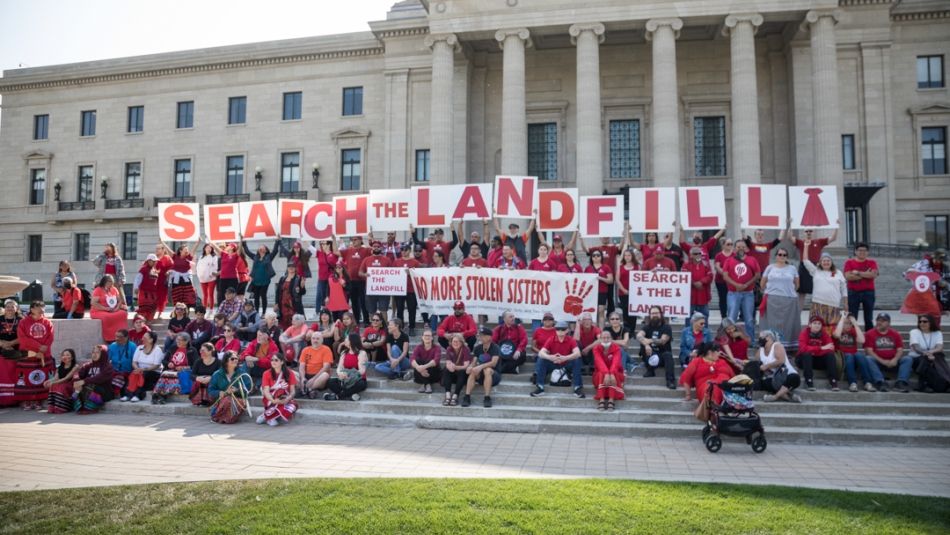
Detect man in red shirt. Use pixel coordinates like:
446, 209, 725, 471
340, 235, 372, 325
532, 312, 557, 354
492, 311, 528, 374
359, 243, 393, 323
722, 240, 760, 338
459, 244, 488, 268
790, 225, 838, 307
491, 244, 524, 270
681, 246, 713, 321
531, 321, 584, 398
643, 252, 676, 272
392, 244, 420, 334
436, 301, 477, 350
796, 317, 838, 391
743, 227, 785, 274
843, 242, 879, 331
574, 312, 601, 374
864, 312, 912, 392
678, 223, 725, 266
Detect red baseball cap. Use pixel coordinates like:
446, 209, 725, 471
453, 301, 465, 310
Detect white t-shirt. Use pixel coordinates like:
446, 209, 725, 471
908, 329, 943, 358
196, 255, 218, 284
132, 345, 165, 371
803, 259, 847, 308
759, 343, 797, 377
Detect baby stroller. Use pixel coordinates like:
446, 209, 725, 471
702, 380, 767, 453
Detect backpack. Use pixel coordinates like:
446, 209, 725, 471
550, 367, 572, 387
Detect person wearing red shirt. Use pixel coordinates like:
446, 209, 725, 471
57, 277, 85, 319
340, 235, 372, 325
436, 301, 477, 350
593, 330, 625, 410
492, 311, 528, 374
532, 321, 584, 398
678, 223, 725, 266
584, 237, 621, 318
491, 244, 524, 270
680, 341, 735, 405
796, 317, 838, 391
359, 243, 393, 323
843, 242, 879, 331
832, 314, 878, 392
631, 231, 663, 261
681, 246, 713, 321
864, 312, 912, 392
643, 253, 676, 272
716, 318, 752, 374
459, 245, 488, 268
528, 243, 558, 272
585, 250, 614, 326
790, 225, 839, 308
410, 226, 452, 265
536, 230, 577, 267
17, 301, 54, 363
391, 245, 420, 334
153, 243, 174, 316
557, 249, 584, 274
574, 312, 602, 373
361, 312, 387, 362
743, 227, 786, 274
240, 328, 280, 384
309, 240, 338, 318
614, 245, 641, 334
722, 241, 760, 338
712, 238, 735, 319
209, 242, 242, 306
532, 312, 557, 354
486, 236, 504, 267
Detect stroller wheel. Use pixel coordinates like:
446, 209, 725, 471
751, 433, 767, 453
701, 424, 711, 441
704, 435, 722, 453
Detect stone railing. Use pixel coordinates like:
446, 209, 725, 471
206, 193, 251, 204
153, 196, 196, 206
105, 198, 145, 209
57, 201, 95, 211
261, 191, 308, 200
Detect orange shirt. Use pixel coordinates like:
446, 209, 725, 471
299, 345, 333, 376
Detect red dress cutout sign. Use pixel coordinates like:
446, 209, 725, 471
901, 270, 941, 320
801, 188, 829, 227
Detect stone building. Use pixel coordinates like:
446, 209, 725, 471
0, 0, 948, 296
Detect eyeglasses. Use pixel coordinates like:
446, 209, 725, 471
228, 357, 239, 362
723, 242, 733, 246
610, 317, 620, 321
918, 319, 930, 324
543, 318, 554, 321
776, 253, 788, 257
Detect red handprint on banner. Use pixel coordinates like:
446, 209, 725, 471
563, 278, 596, 316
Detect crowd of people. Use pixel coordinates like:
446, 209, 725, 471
1, 217, 948, 426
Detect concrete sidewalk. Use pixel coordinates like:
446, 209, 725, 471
0, 410, 947, 497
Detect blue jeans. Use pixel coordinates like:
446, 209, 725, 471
315, 280, 329, 313
848, 289, 876, 332
374, 357, 410, 378
429, 314, 444, 332
535, 357, 583, 390
727, 291, 755, 338
870, 356, 914, 383
843, 352, 874, 384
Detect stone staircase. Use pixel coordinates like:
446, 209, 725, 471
113, 316, 950, 447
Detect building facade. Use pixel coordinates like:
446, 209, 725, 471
0, 0, 948, 291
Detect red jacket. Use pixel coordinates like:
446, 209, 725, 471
240, 339, 279, 369
17, 315, 54, 357
593, 343, 624, 375
798, 328, 833, 355
681, 260, 713, 305
437, 313, 477, 339
492, 323, 528, 353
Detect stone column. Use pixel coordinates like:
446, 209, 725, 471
803, 9, 844, 241
724, 13, 763, 226
495, 28, 532, 176
570, 23, 606, 195
646, 18, 683, 187
425, 33, 459, 185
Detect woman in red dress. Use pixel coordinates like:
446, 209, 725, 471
152, 243, 174, 317
326, 262, 350, 320
135, 255, 161, 320
680, 341, 735, 405
90, 275, 128, 343
593, 330, 625, 411
256, 354, 298, 426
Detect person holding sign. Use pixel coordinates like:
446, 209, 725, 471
493, 216, 535, 263
557, 249, 584, 274
637, 306, 676, 390
274, 264, 306, 330
743, 227, 786, 274
242, 239, 281, 316
340, 235, 372, 326
536, 231, 577, 268
531, 321, 585, 399
359, 242, 393, 323
682, 246, 713, 323
677, 223, 725, 266
452, 219, 490, 260
459, 242, 488, 268
392, 245, 421, 333
722, 241, 760, 339
584, 250, 614, 326
712, 239, 735, 319
463, 326, 501, 408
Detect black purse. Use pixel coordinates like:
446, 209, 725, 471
771, 366, 788, 391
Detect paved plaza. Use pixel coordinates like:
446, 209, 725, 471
0, 410, 947, 497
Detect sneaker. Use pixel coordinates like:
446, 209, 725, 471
119, 396, 129, 402
158, 398, 166, 405
402, 370, 414, 381
644, 369, 656, 378
130, 396, 140, 403
483, 396, 492, 408
574, 387, 586, 399
895, 380, 910, 393
806, 380, 816, 391
150, 396, 159, 405
830, 381, 840, 392
323, 393, 338, 401
530, 386, 545, 397
514, 366, 520, 375
666, 381, 676, 390
864, 382, 877, 392
350, 393, 361, 401
256, 414, 266, 424
875, 381, 888, 392
528, 372, 537, 384
461, 394, 471, 407
763, 394, 776, 402
267, 419, 278, 427
790, 393, 803, 403
848, 383, 858, 393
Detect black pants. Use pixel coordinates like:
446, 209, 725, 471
394, 294, 418, 330
128, 370, 161, 398
748, 365, 802, 392
643, 350, 675, 384
217, 278, 239, 303
916, 353, 949, 393
52, 310, 84, 319
249, 283, 269, 314
413, 367, 441, 385
499, 354, 526, 374
848, 290, 876, 332
605, 283, 616, 314
617, 294, 637, 333
442, 369, 468, 396
796, 352, 838, 384
328, 377, 367, 399
347, 280, 367, 324
438, 335, 476, 352
715, 281, 728, 318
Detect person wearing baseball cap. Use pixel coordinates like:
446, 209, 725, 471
493, 213, 536, 263
864, 312, 913, 392
462, 325, 502, 407
532, 312, 558, 356
436, 301, 477, 350
531, 320, 585, 398
359, 242, 393, 324
452, 219, 490, 260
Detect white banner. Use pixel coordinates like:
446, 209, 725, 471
628, 187, 676, 233
369, 189, 411, 231
788, 185, 839, 229
628, 270, 692, 319
409, 267, 598, 321
678, 186, 726, 230
579, 195, 624, 238
366, 267, 407, 296
740, 184, 787, 230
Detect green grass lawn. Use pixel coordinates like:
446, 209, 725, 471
1, 478, 946, 534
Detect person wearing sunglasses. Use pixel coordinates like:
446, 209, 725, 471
681, 246, 713, 325
760, 246, 801, 346
361, 314, 388, 362
712, 238, 735, 319
209, 351, 253, 424
680, 312, 713, 367
909, 314, 948, 393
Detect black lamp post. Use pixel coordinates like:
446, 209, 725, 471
53, 179, 62, 201
254, 167, 263, 192
311, 163, 320, 189
100, 176, 109, 199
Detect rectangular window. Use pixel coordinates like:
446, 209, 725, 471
341, 148, 361, 191
842, 134, 856, 170
917, 55, 945, 89
226, 155, 244, 195
280, 152, 300, 193
925, 215, 949, 249
80, 110, 96, 136
922, 126, 947, 175
127, 105, 144, 133
174, 159, 192, 197
78, 165, 94, 202
228, 96, 246, 125
122, 231, 138, 261
527, 123, 558, 180
28, 235, 42, 262
177, 101, 194, 128
282, 92, 302, 121
74, 233, 90, 262
415, 149, 430, 182
29, 168, 46, 205
124, 162, 142, 199
342, 87, 363, 116
609, 119, 641, 178
33, 114, 49, 140
694, 116, 727, 177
